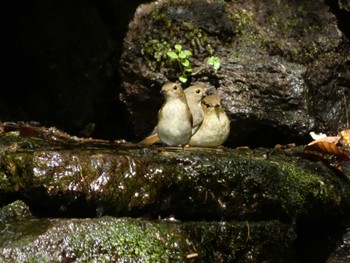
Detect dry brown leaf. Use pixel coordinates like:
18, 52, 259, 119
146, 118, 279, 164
305, 140, 349, 159
307, 136, 341, 145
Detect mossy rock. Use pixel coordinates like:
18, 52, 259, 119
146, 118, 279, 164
0, 214, 297, 263
0, 131, 350, 261
0, 132, 349, 223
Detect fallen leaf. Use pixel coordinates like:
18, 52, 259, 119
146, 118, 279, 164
305, 139, 349, 159
307, 136, 341, 145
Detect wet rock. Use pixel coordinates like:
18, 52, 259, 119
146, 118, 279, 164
0, 129, 349, 261
0, 130, 349, 223
119, 0, 350, 147
0, 200, 32, 224
0, 214, 297, 262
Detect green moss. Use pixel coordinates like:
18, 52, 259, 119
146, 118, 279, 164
0, 200, 32, 224
0, 216, 297, 262
264, 151, 348, 220
277, 161, 329, 216
181, 22, 212, 55
302, 42, 320, 61
229, 148, 350, 221
68, 218, 186, 262
140, 1, 223, 69
229, 8, 254, 36
140, 21, 214, 61
150, 3, 172, 29
0, 132, 51, 152
219, 0, 338, 65
141, 38, 171, 66
0, 153, 35, 194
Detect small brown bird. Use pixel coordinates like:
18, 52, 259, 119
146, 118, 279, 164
189, 95, 230, 147
156, 82, 192, 148
140, 85, 206, 146
184, 85, 206, 135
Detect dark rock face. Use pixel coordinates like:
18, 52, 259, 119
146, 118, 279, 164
0, 0, 147, 140
119, 0, 350, 147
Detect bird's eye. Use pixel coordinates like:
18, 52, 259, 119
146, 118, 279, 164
196, 89, 201, 94
173, 85, 177, 90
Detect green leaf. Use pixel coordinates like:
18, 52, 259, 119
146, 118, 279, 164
181, 59, 190, 67
184, 50, 192, 56
213, 61, 220, 70
167, 51, 178, 59
174, 44, 182, 51
184, 67, 192, 72
179, 76, 188, 83
207, 56, 220, 70
207, 56, 215, 65
179, 52, 187, 59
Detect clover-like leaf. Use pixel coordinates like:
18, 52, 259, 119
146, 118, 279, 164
179, 75, 188, 83
174, 44, 182, 51
207, 57, 214, 64
167, 51, 178, 59
181, 59, 190, 67
179, 52, 187, 59
207, 56, 221, 71
212, 62, 220, 71
184, 50, 192, 56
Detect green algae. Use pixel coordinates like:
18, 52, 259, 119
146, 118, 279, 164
0, 214, 297, 263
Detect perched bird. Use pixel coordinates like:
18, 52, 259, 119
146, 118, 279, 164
189, 95, 230, 147
184, 85, 206, 135
140, 85, 206, 146
156, 82, 192, 148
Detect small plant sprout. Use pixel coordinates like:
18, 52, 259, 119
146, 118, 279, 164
207, 56, 221, 71
167, 44, 193, 83
166, 44, 221, 82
